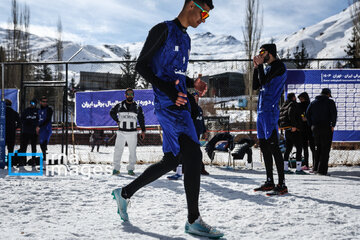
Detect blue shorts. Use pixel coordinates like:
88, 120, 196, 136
155, 107, 199, 156
257, 111, 279, 140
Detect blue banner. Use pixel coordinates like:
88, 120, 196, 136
0, 89, 19, 112
0, 101, 5, 168
286, 69, 360, 142
75, 89, 159, 127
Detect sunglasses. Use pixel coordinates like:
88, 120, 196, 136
126, 92, 134, 97
259, 50, 266, 55
193, 1, 209, 20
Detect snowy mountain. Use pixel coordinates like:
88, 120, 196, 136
0, 4, 355, 78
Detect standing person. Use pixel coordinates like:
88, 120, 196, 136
306, 88, 337, 176
91, 129, 103, 152
18, 99, 39, 166
5, 99, 20, 155
110, 88, 146, 176
38, 96, 53, 164
298, 92, 315, 170
252, 43, 288, 196
279, 93, 305, 174
111, 1, 224, 238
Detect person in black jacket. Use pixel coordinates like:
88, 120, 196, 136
18, 98, 39, 166
110, 88, 146, 176
306, 88, 337, 175
279, 93, 304, 174
5, 99, 20, 154
298, 92, 315, 170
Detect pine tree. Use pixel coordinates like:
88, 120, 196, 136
118, 49, 141, 89
293, 42, 309, 69
344, 27, 360, 68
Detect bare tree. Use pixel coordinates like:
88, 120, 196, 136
5, 0, 31, 89
242, 0, 262, 131
348, 1, 360, 67
56, 16, 63, 80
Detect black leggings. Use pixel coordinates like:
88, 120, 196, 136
259, 130, 285, 185
122, 134, 202, 223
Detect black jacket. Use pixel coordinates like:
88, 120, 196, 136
21, 107, 39, 134
279, 100, 302, 129
110, 100, 145, 132
6, 106, 20, 134
306, 95, 337, 127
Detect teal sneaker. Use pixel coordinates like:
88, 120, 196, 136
112, 169, 120, 175
111, 188, 129, 221
128, 170, 135, 176
185, 216, 224, 239
284, 170, 294, 174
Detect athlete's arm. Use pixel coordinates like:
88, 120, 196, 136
255, 60, 286, 86
135, 23, 179, 103
137, 106, 146, 132
110, 103, 120, 123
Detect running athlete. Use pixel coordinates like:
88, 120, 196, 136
111, 0, 223, 238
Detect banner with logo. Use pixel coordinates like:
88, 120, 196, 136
0, 101, 5, 168
286, 69, 360, 142
75, 89, 159, 127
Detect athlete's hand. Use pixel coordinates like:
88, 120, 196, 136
291, 127, 297, 132
253, 55, 264, 66
194, 77, 208, 97
36, 126, 40, 135
140, 131, 145, 140
174, 80, 187, 106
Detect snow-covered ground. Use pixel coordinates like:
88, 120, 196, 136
0, 145, 359, 239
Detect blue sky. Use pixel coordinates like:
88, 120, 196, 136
0, 0, 351, 45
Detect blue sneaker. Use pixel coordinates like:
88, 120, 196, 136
112, 169, 120, 175
185, 216, 224, 239
111, 188, 129, 221
167, 174, 182, 180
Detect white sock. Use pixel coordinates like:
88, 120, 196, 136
284, 161, 289, 171
176, 164, 182, 175
296, 161, 302, 171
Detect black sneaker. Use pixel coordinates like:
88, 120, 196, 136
266, 184, 288, 196
254, 181, 275, 192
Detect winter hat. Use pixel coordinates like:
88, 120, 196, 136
321, 88, 332, 97
5, 99, 12, 106
298, 92, 310, 102
260, 43, 277, 58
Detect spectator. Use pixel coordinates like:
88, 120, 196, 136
5, 99, 20, 155
110, 88, 145, 176
252, 43, 288, 196
298, 92, 315, 170
306, 88, 337, 175
91, 130, 104, 152
38, 96, 53, 163
18, 98, 39, 166
279, 93, 305, 174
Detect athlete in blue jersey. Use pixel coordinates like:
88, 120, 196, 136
252, 44, 289, 196
37, 96, 53, 164
111, 1, 224, 238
